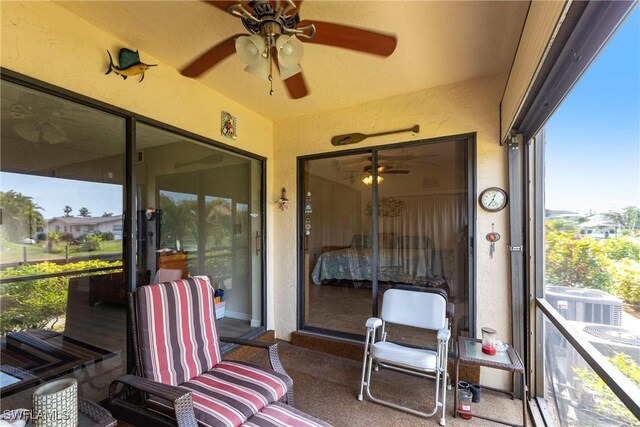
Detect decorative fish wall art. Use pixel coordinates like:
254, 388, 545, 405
106, 48, 157, 82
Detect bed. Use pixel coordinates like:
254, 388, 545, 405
311, 234, 448, 289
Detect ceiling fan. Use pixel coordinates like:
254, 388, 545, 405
180, 0, 397, 99
363, 164, 409, 175
343, 164, 409, 183
8, 95, 71, 145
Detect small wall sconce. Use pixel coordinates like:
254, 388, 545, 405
276, 188, 289, 211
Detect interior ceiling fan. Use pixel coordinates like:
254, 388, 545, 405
8, 94, 71, 145
364, 164, 409, 175
342, 163, 409, 180
341, 153, 442, 169
181, 0, 398, 99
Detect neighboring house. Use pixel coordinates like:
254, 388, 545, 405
576, 214, 622, 239
45, 215, 123, 240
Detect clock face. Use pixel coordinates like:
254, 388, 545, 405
480, 188, 508, 212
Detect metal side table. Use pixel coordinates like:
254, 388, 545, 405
454, 336, 528, 427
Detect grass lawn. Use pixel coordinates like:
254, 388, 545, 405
0, 240, 123, 265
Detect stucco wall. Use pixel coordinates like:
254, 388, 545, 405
272, 75, 513, 357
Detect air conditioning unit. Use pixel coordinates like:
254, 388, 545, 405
568, 321, 640, 365
545, 286, 622, 326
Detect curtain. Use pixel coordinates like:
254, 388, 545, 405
376, 193, 468, 297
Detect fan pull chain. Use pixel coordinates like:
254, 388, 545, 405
269, 70, 273, 96
268, 48, 274, 96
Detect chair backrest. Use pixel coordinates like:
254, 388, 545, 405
134, 276, 221, 386
380, 288, 447, 330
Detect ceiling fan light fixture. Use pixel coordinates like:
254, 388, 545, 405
276, 35, 303, 66
236, 34, 271, 81
235, 34, 267, 66
276, 35, 304, 80
244, 61, 270, 81
362, 174, 383, 186
13, 121, 66, 145
278, 63, 302, 80
40, 122, 67, 145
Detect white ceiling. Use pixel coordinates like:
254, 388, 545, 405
57, 1, 529, 121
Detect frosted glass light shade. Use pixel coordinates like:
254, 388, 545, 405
276, 35, 303, 80
236, 34, 266, 66
362, 175, 383, 185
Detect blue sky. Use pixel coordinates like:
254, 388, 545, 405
545, 8, 639, 214
0, 172, 122, 219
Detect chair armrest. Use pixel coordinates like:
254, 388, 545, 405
219, 337, 282, 372
220, 336, 276, 350
366, 317, 382, 330
437, 328, 451, 342
109, 374, 198, 427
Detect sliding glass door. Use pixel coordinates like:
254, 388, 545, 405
136, 123, 264, 337
0, 80, 126, 405
300, 135, 473, 341
375, 141, 469, 345
302, 152, 374, 336
0, 73, 267, 409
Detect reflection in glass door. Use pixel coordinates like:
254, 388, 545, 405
136, 123, 263, 337
0, 80, 126, 406
302, 153, 373, 337
301, 136, 472, 341
375, 141, 469, 346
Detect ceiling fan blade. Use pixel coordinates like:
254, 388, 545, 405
203, 1, 241, 13
181, 34, 244, 78
299, 20, 397, 57
283, 71, 309, 99
384, 170, 410, 174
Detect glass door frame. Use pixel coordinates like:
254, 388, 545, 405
1, 68, 269, 366
296, 133, 477, 340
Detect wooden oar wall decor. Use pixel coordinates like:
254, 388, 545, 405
331, 125, 419, 146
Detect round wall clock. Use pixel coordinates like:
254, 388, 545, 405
479, 187, 508, 212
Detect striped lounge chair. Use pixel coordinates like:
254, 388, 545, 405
108, 276, 331, 427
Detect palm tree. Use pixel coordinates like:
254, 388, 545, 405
78, 207, 91, 217
158, 194, 197, 250
206, 197, 232, 247
0, 190, 44, 241
63, 205, 73, 217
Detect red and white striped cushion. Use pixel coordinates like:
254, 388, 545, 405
148, 361, 293, 427
241, 403, 333, 427
136, 276, 221, 385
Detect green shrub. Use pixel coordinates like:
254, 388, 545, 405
80, 234, 102, 251
545, 231, 612, 290
610, 259, 640, 306
59, 232, 74, 242
0, 260, 122, 335
573, 353, 640, 426
101, 231, 115, 241
603, 237, 640, 261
